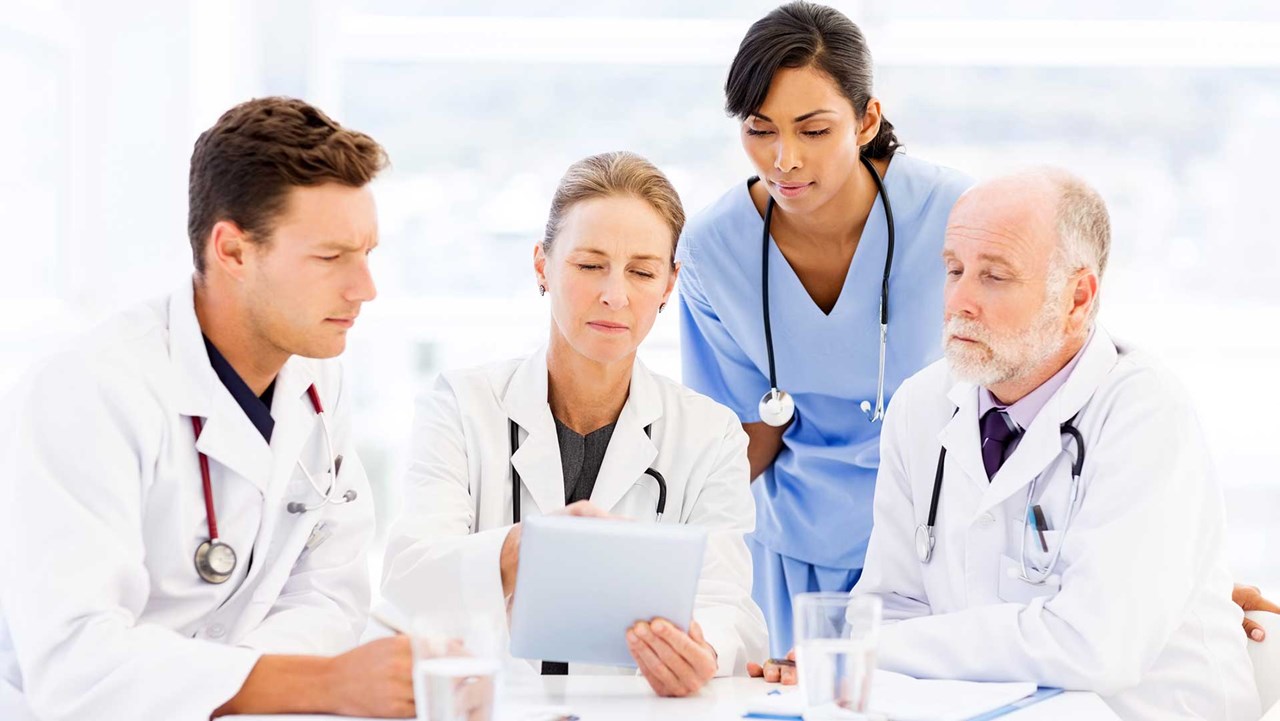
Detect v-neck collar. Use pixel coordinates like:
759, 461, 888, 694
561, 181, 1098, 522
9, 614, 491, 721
202, 334, 276, 443
745, 156, 897, 319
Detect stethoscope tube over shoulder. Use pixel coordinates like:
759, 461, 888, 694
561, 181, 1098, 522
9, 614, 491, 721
508, 419, 667, 525
757, 154, 895, 428
191, 382, 355, 584
916, 409, 1086, 584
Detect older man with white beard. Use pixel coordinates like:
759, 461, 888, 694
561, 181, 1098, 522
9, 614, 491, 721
843, 169, 1258, 720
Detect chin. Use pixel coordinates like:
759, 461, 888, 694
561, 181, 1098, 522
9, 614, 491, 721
945, 345, 993, 383
571, 335, 637, 366
293, 336, 347, 360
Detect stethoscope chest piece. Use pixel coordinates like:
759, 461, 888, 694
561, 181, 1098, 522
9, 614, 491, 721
915, 523, 935, 564
758, 388, 795, 427
194, 538, 237, 584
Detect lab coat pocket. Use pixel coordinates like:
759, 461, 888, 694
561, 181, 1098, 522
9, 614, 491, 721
997, 554, 1061, 604
1023, 528, 1062, 574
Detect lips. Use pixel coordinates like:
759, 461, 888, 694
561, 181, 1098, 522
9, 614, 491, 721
587, 320, 629, 333
771, 180, 813, 199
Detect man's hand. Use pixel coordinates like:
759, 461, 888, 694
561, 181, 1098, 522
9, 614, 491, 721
213, 636, 414, 718
324, 636, 415, 717
626, 618, 717, 697
501, 500, 616, 597
1234, 583, 1280, 642
747, 649, 797, 685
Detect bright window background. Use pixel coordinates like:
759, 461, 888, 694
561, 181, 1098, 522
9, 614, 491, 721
4, 0, 1279, 590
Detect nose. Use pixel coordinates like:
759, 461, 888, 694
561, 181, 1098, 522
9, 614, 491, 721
943, 270, 979, 321
774, 135, 801, 174
599, 269, 629, 310
345, 253, 378, 304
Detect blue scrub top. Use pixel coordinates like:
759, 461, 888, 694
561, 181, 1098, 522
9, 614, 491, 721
676, 153, 973, 570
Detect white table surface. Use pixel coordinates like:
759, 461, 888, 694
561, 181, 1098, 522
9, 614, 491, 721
235, 675, 1120, 721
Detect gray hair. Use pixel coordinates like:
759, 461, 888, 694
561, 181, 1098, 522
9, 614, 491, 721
1039, 169, 1111, 322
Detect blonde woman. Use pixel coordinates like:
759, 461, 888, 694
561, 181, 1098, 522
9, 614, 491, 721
383, 152, 767, 697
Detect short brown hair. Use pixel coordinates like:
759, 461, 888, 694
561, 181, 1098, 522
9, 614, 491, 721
543, 151, 685, 265
187, 96, 389, 274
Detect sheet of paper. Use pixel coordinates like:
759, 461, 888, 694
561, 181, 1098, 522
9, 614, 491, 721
742, 670, 1037, 721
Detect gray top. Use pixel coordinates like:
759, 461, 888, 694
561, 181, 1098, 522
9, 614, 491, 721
553, 417, 618, 505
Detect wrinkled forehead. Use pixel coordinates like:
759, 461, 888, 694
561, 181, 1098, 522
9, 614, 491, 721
943, 180, 1059, 270
554, 195, 675, 263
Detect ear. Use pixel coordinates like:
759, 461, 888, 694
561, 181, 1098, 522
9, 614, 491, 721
533, 243, 549, 290
207, 220, 251, 280
856, 97, 883, 147
1067, 268, 1099, 333
663, 260, 681, 305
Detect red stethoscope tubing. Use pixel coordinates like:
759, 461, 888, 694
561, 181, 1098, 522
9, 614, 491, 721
192, 383, 325, 540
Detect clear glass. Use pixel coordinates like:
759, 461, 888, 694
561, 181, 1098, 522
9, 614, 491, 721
793, 593, 883, 721
411, 612, 504, 721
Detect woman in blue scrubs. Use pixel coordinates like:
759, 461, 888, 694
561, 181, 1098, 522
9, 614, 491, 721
676, 1, 973, 657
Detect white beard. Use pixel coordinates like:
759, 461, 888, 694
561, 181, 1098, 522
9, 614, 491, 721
943, 291, 1066, 388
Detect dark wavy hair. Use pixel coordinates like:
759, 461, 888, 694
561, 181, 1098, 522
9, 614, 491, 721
187, 96, 389, 274
724, 1, 900, 159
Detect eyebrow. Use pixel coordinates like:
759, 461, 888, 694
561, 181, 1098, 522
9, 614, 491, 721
316, 238, 377, 253
576, 247, 666, 262
750, 109, 837, 123
942, 250, 1017, 268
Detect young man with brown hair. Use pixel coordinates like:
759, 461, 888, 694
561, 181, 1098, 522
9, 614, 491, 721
0, 97, 416, 719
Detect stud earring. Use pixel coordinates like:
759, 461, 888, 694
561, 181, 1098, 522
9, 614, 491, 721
539, 285, 546, 296
659, 302, 667, 313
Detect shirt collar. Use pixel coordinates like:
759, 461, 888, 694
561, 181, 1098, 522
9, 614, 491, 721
978, 328, 1095, 431
202, 334, 276, 443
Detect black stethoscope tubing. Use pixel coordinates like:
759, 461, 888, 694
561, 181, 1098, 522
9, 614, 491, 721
917, 411, 1086, 565
508, 419, 667, 525
758, 154, 895, 424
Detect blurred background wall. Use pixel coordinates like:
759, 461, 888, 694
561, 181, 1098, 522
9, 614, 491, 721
3, 0, 1278, 588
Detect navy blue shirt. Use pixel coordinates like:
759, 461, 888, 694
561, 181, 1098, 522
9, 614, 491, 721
203, 335, 276, 443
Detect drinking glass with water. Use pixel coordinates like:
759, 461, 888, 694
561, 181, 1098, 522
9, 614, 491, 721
793, 592, 883, 720
411, 612, 504, 721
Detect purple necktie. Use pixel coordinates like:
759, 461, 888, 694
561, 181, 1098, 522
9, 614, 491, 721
980, 408, 1021, 480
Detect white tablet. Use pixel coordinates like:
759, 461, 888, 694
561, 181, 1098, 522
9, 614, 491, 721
508, 515, 707, 668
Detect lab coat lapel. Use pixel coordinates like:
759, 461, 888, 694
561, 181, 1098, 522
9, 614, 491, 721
265, 359, 321, 506
589, 360, 661, 515
503, 351, 566, 516
238, 358, 321, 594
168, 280, 273, 493
938, 381, 988, 495
976, 327, 1119, 515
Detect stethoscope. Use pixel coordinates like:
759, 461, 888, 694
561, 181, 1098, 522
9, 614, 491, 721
191, 383, 357, 584
916, 412, 1086, 586
508, 419, 667, 525
757, 154, 895, 428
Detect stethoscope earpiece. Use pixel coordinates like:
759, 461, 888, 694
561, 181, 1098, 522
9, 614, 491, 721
193, 384, 356, 583
758, 388, 795, 427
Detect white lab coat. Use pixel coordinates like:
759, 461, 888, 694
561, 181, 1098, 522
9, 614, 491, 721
853, 326, 1259, 720
0, 281, 375, 721
381, 350, 767, 677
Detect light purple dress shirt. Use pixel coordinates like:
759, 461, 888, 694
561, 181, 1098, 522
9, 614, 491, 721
978, 329, 1095, 452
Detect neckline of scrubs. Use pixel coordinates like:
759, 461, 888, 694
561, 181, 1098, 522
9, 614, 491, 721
743, 159, 897, 320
